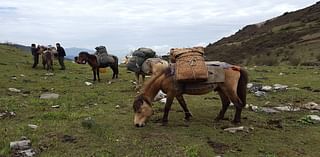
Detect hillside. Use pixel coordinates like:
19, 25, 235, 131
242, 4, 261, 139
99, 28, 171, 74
205, 2, 320, 65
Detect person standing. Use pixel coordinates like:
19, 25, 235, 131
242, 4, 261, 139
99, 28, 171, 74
56, 43, 66, 70
31, 43, 39, 68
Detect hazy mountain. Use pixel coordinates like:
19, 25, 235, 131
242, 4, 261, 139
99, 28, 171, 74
205, 2, 320, 65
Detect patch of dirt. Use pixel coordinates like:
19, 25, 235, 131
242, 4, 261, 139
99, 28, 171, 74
61, 135, 77, 143
267, 119, 283, 129
207, 138, 230, 154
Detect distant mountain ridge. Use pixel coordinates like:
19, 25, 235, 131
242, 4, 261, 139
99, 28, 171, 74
205, 2, 320, 65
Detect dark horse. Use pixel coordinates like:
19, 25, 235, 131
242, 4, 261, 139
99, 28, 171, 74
76, 51, 119, 81
133, 64, 248, 127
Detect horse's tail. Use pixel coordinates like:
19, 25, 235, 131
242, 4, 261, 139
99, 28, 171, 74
112, 55, 119, 74
237, 68, 249, 107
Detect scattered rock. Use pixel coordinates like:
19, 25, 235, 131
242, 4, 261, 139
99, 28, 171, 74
261, 86, 272, 92
10, 140, 31, 150
248, 83, 262, 93
130, 80, 137, 85
247, 83, 253, 89
85, 82, 92, 86
298, 115, 320, 124
259, 107, 280, 113
254, 91, 266, 97
20, 74, 25, 77
307, 115, 320, 122
115, 105, 120, 109
107, 81, 112, 84
11, 76, 17, 80
8, 88, 21, 93
40, 93, 59, 99
274, 106, 300, 112
159, 98, 167, 103
273, 84, 288, 91
154, 90, 166, 101
14, 149, 36, 157
223, 126, 253, 133
10, 138, 36, 157
27, 124, 38, 129
0, 111, 16, 119
51, 105, 60, 108
44, 73, 54, 76
303, 102, 320, 110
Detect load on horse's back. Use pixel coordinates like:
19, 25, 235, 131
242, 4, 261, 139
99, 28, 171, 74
127, 47, 157, 73
126, 47, 168, 89
94, 46, 117, 66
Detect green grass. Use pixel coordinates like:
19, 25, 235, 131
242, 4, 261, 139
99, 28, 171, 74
0, 45, 320, 157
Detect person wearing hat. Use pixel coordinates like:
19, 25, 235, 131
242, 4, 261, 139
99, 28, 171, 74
56, 43, 66, 70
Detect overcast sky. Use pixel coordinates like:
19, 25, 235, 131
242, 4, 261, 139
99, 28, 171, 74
0, 0, 318, 57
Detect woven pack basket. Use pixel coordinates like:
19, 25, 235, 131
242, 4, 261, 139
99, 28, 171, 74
170, 47, 208, 82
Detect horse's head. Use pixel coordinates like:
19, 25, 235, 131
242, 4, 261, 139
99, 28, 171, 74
76, 51, 89, 64
133, 95, 153, 127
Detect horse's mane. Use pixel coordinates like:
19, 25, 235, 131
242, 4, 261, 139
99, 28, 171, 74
140, 66, 171, 94
79, 51, 90, 56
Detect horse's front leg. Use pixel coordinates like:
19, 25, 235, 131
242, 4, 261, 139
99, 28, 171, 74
176, 95, 192, 121
162, 96, 174, 125
97, 68, 100, 82
92, 68, 97, 81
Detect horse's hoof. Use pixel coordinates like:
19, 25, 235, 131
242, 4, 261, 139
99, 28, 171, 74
231, 120, 241, 125
214, 117, 222, 122
184, 116, 192, 121
161, 122, 168, 126
186, 112, 193, 118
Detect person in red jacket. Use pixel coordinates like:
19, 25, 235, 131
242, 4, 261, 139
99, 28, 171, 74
56, 43, 66, 70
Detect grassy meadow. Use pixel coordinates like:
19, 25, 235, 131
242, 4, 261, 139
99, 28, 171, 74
0, 45, 320, 157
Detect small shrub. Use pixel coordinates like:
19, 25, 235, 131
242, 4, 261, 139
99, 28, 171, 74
254, 56, 279, 66
184, 146, 199, 157
288, 56, 301, 66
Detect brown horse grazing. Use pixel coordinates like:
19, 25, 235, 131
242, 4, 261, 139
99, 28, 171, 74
76, 51, 119, 81
133, 64, 248, 127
